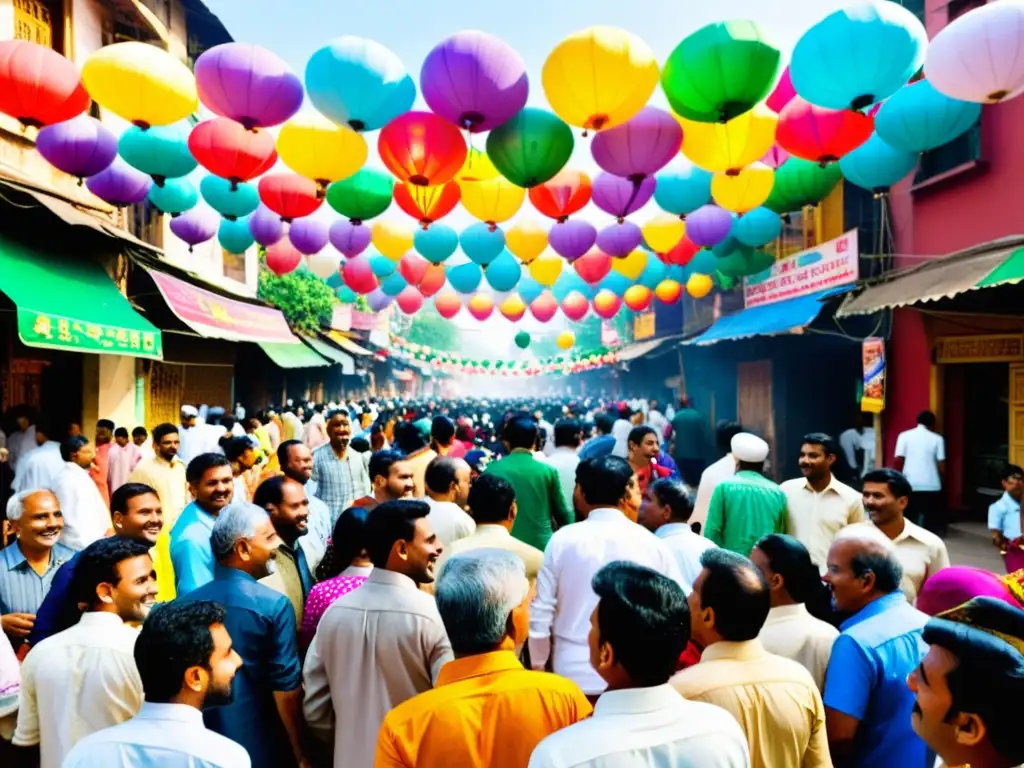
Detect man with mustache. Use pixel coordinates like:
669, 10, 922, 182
170, 453, 235, 597
253, 476, 314, 627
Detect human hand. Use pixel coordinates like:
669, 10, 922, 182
1, 613, 35, 638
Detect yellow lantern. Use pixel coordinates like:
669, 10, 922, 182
623, 284, 653, 311
679, 105, 778, 174
641, 214, 686, 254
506, 220, 549, 264
686, 273, 714, 299
655, 279, 683, 303
711, 163, 774, 213
556, 330, 576, 350
277, 112, 368, 188
371, 219, 414, 260
82, 42, 198, 127
610, 249, 648, 281
457, 148, 500, 183
542, 26, 659, 132
499, 294, 527, 321
459, 176, 525, 225
528, 251, 563, 287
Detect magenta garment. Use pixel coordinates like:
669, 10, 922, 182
300, 573, 368, 648
107, 442, 142, 495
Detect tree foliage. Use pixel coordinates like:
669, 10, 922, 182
405, 309, 459, 351
257, 268, 337, 334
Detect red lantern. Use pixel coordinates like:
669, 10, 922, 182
265, 240, 302, 275
661, 236, 699, 266
528, 169, 592, 221
593, 289, 622, 319
777, 97, 873, 165
574, 248, 612, 284
0, 40, 90, 127
189, 118, 277, 184
435, 290, 462, 319
398, 252, 430, 286
378, 111, 467, 187
623, 285, 653, 312
561, 291, 590, 321
342, 255, 378, 294
529, 292, 558, 322
393, 181, 461, 227
467, 294, 494, 321
418, 264, 446, 297
258, 172, 323, 221
396, 285, 424, 314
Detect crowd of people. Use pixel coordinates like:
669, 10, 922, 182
0, 394, 1022, 768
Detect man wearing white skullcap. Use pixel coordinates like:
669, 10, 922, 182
704, 433, 788, 556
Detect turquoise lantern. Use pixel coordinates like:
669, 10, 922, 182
379, 271, 408, 296
598, 271, 632, 297
687, 249, 719, 275
414, 223, 459, 264
551, 271, 597, 302
119, 123, 197, 184
460, 222, 505, 266
484, 250, 522, 292
218, 216, 255, 254
665, 265, 687, 283
147, 178, 197, 215
732, 207, 783, 247
874, 79, 982, 154
335, 285, 357, 302
654, 163, 713, 217
368, 252, 397, 278
447, 262, 483, 294
200, 176, 259, 220
516, 275, 544, 304
839, 133, 919, 193
638, 258, 668, 289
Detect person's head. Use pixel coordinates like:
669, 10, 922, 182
13, 407, 33, 431
589, 561, 690, 691
431, 416, 456, 450
151, 423, 180, 461
210, 503, 282, 579
6, 489, 63, 551
61, 434, 95, 468
67, 422, 81, 437
467, 473, 516, 527
641, 478, 692, 532
425, 456, 472, 507
222, 436, 257, 472
679, 395, 691, 409
364, 500, 441, 584
861, 467, 912, 527
825, 529, 904, 614
186, 453, 234, 514
578, 455, 641, 521
276, 440, 311, 484
752, 534, 833, 620
627, 425, 659, 465
74, 537, 158, 622
731, 432, 769, 473
554, 419, 582, 450
716, 420, 743, 455
593, 412, 615, 436
690, 548, 770, 649
326, 409, 353, 451
180, 405, 198, 429
113, 427, 130, 447
369, 449, 415, 501
135, 601, 242, 709
252, 475, 309, 542
33, 418, 52, 446
1001, 464, 1024, 502
111, 483, 163, 546
95, 419, 115, 446
502, 416, 539, 451
798, 432, 837, 483
918, 410, 937, 429
132, 426, 149, 446
394, 420, 429, 454
243, 418, 260, 435
436, 549, 531, 657
315, 507, 372, 582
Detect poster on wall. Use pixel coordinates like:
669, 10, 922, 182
744, 230, 859, 308
861, 337, 886, 413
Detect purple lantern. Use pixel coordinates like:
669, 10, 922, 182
37, 115, 117, 182
85, 157, 152, 207
288, 216, 330, 255
170, 206, 219, 252
248, 204, 285, 246
591, 107, 682, 181
420, 31, 528, 132
591, 173, 656, 222
329, 219, 372, 258
366, 288, 394, 313
195, 43, 304, 130
686, 205, 734, 248
596, 222, 643, 257
548, 219, 597, 262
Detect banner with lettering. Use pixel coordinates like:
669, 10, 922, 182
744, 230, 859, 308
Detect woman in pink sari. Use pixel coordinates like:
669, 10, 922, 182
300, 506, 373, 650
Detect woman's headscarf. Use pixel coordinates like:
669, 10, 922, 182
917, 566, 1024, 617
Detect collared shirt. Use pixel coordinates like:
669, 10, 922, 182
823, 591, 929, 768
273, 539, 313, 626
655, 522, 717, 594
693, 453, 736, 529
782, 474, 866, 573
52, 462, 110, 551
670, 639, 830, 768
310, 443, 371, 525
0, 541, 75, 638
758, 604, 838, 692
610, 419, 632, 458
528, 683, 749, 768
844, 520, 951, 604
10, 441, 63, 494
63, 702, 251, 768
577, 433, 615, 461
894, 424, 946, 491
13, 612, 143, 768
529, 507, 685, 695
89, 442, 111, 507
424, 496, 476, 548
169, 501, 218, 596
107, 443, 143, 496
299, 564, 372, 649
484, 450, 574, 552
128, 454, 188, 530
989, 491, 1022, 539
303, 567, 453, 768
301, 484, 331, 572
183, 566, 301, 768
440, 524, 544, 583
706, 471, 788, 556
377, 651, 592, 768
546, 446, 581, 510
7, 425, 36, 472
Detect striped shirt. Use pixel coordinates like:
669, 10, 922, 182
0, 540, 76, 623
310, 444, 371, 525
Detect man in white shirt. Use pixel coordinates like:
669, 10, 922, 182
529, 455, 685, 697
693, 421, 743, 531
641, 477, 716, 594
63, 599, 249, 768
647, 399, 671, 442
51, 435, 111, 551
894, 411, 947, 534
782, 433, 865, 574
11, 420, 63, 494
13, 537, 158, 768
423, 456, 474, 548
176, 405, 199, 467
6, 408, 37, 474
546, 419, 582, 511
529, 561, 749, 768
611, 404, 634, 458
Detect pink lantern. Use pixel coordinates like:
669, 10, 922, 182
342, 255, 379, 294
592, 289, 622, 319
529, 293, 558, 322
398, 252, 430, 286
777, 97, 873, 165
766, 66, 796, 113
265, 240, 302, 275
396, 286, 425, 314
467, 294, 494, 321
760, 144, 791, 169
561, 291, 590, 321
574, 248, 612, 284
435, 291, 462, 319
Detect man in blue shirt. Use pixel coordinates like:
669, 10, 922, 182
170, 453, 235, 596
988, 463, 1024, 573
823, 528, 929, 768
182, 502, 308, 768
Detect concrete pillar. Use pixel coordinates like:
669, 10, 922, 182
81, 354, 138, 432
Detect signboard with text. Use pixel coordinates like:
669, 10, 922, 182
744, 230, 859, 308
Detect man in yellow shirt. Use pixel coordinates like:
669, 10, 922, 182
128, 424, 188, 531
375, 549, 592, 767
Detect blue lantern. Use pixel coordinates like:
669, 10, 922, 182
551, 272, 597, 302
637, 258, 668, 289
200, 176, 259, 220
839, 133, 919, 193
379, 272, 408, 296
874, 79, 982, 154
447, 262, 483, 294
219, 216, 255, 254
484, 250, 522, 292
654, 163, 712, 217
147, 178, 197, 215
460, 222, 505, 266
414, 223, 459, 264
368, 252, 397, 278
335, 285, 357, 302
119, 123, 197, 183
687, 250, 719, 275
598, 271, 632, 297
665, 265, 687, 283
516, 275, 545, 304
790, 1, 927, 111
732, 207, 783, 247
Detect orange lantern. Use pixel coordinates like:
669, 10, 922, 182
418, 264, 446, 297
434, 290, 462, 319
393, 180, 461, 228
661, 236, 699, 266
623, 284, 653, 312
528, 169, 592, 221
378, 110, 467, 187
467, 293, 494, 321
593, 289, 622, 319
499, 294, 527, 321
655, 279, 683, 303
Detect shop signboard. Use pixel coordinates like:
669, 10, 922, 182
20, 311, 162, 359
745, 230, 859, 308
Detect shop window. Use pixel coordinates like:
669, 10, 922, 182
222, 250, 247, 284
13, 0, 65, 54
915, 117, 982, 183
948, 0, 986, 21
127, 200, 164, 249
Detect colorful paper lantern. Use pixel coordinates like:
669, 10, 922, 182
484, 251, 522, 292
447, 262, 483, 293
591, 173, 656, 221
170, 206, 218, 251
393, 181, 461, 227
596, 222, 643, 257
414, 223, 459, 264
686, 273, 714, 299
766, 66, 796, 113
219, 216, 255, 254
418, 264, 446, 297
517, 276, 545, 304
529, 293, 559, 322
638, 258, 668, 289
188, 118, 278, 185
195, 43, 303, 129
514, 330, 531, 349
396, 285, 425, 314
561, 291, 590, 321
548, 220, 597, 261
367, 289, 394, 312
761, 144, 791, 170
685, 205, 734, 247
505, 221, 548, 264
201, 175, 261, 221
642, 214, 685, 253
610, 249, 648, 281
0, 40, 90, 127
378, 271, 408, 297
711, 164, 774, 213
277, 112, 368, 188
467, 294, 495, 321
556, 330, 576, 350
591, 107, 682, 180
486, 107, 574, 188
325, 168, 393, 223
460, 222, 506, 266
85, 157, 152, 207
679, 105, 777, 174
528, 252, 564, 287
329, 219, 372, 257
499, 294, 528, 322
838, 133, 919, 193
593, 289, 622, 319
434, 290, 462, 319
573, 250, 612, 284
655, 279, 684, 303
457, 147, 500, 183
623, 284, 654, 312
528, 169, 592, 221
258, 173, 323, 221
368, 252, 397, 278
732, 207, 783, 247
289, 217, 330, 255
342, 255, 379, 294
250, 204, 285, 246
378, 110, 467, 187
654, 163, 713, 217
265, 239, 303, 275
148, 178, 198, 215
662, 236, 700, 267
873, 79, 982, 154
36, 115, 117, 181
460, 176, 525, 226
764, 158, 842, 213
119, 122, 197, 184
307, 249, 342, 279
398, 252, 430, 286
371, 219, 415, 260
777, 97, 873, 165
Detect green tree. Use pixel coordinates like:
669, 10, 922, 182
258, 268, 337, 334
405, 308, 459, 351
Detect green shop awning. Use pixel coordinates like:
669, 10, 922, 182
0, 233, 162, 359
258, 341, 330, 369
304, 335, 355, 375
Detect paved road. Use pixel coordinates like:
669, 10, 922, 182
946, 520, 1004, 572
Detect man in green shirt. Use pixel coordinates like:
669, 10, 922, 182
483, 416, 574, 551
705, 433, 787, 556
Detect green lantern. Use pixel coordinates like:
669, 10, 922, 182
486, 107, 574, 189
765, 159, 843, 214
716, 248, 774, 279
514, 330, 531, 349
326, 168, 394, 222
661, 21, 780, 123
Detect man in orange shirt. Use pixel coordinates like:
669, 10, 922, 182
375, 549, 592, 767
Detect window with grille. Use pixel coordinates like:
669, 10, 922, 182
915, 118, 982, 183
